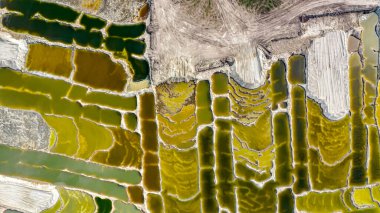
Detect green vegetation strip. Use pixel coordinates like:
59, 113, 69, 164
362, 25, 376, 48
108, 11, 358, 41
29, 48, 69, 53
0, 144, 141, 185
0, 161, 129, 201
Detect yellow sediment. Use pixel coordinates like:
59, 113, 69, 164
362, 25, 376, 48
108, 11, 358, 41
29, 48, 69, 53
296, 191, 348, 212
156, 81, 197, 149
43, 115, 79, 156
81, 0, 102, 11
26, 43, 72, 78
352, 188, 377, 208
159, 145, 199, 200
74, 49, 127, 92
75, 118, 114, 159
232, 110, 272, 151
307, 98, 350, 164
229, 78, 271, 125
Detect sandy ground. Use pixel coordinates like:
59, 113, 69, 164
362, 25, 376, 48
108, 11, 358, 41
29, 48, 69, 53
149, 0, 379, 85
306, 31, 349, 119
0, 175, 58, 213
0, 32, 27, 71
0, 107, 51, 151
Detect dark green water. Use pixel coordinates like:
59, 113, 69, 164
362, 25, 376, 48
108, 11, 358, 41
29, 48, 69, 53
105, 37, 146, 55
3, 14, 74, 44
105, 38, 149, 82
74, 29, 103, 48
107, 22, 146, 38
105, 37, 125, 52
1, 0, 79, 22
80, 14, 106, 30
2, 14, 103, 48
95, 197, 112, 213
129, 53, 150, 81
125, 39, 146, 55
